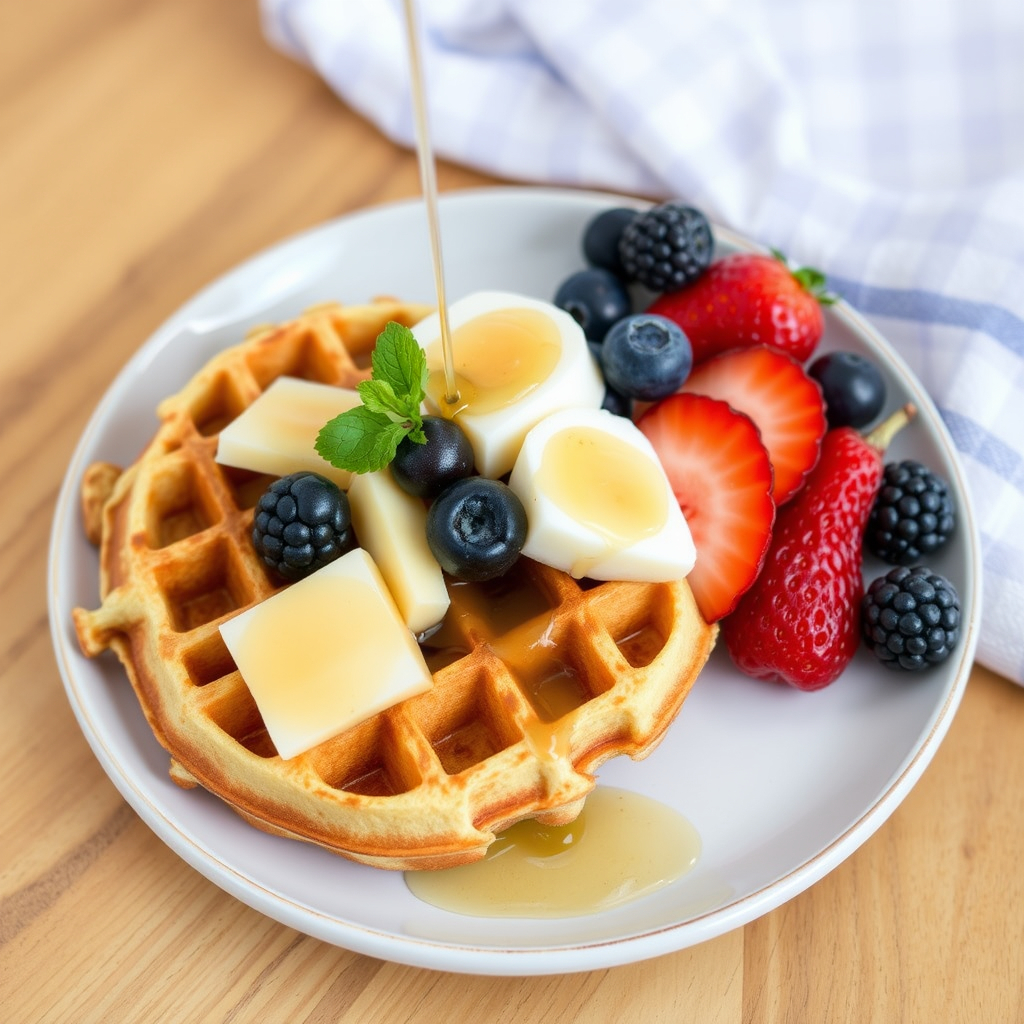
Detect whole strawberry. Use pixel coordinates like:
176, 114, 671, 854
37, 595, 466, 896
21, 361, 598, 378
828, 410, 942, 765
721, 405, 914, 690
648, 251, 832, 365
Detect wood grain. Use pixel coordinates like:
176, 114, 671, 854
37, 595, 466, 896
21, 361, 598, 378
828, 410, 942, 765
2, 2, 1022, 1021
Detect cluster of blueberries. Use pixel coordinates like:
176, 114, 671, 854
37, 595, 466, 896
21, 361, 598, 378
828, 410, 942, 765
553, 204, 712, 418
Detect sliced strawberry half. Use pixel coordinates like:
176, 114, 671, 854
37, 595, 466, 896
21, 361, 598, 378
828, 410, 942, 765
680, 346, 826, 505
637, 393, 775, 623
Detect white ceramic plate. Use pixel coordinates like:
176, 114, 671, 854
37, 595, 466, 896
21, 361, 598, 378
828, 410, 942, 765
48, 187, 981, 976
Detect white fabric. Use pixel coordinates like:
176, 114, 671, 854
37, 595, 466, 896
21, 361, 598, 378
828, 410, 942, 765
261, 0, 1024, 686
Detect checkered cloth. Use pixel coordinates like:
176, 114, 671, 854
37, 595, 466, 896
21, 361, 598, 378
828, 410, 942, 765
261, 0, 1024, 687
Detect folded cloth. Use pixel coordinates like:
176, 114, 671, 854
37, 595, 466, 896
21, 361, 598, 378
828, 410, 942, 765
261, 0, 1024, 686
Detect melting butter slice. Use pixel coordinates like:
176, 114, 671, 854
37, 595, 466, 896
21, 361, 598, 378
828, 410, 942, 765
215, 376, 360, 489
348, 467, 449, 636
508, 407, 696, 582
219, 548, 433, 760
413, 291, 604, 478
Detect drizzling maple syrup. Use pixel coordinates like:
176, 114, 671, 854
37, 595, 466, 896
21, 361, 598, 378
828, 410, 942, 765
404, 786, 701, 918
424, 307, 562, 418
399, 0, 698, 921
401, 0, 458, 405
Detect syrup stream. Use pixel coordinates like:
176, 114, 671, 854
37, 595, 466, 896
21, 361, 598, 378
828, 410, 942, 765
401, 0, 459, 406
398, 2, 703, 916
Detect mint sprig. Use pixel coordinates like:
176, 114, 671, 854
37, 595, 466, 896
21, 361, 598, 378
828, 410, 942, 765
315, 322, 429, 474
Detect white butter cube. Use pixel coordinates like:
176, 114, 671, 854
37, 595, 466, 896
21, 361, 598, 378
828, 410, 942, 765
215, 376, 360, 489
508, 407, 696, 582
347, 467, 450, 636
413, 292, 604, 478
219, 548, 433, 760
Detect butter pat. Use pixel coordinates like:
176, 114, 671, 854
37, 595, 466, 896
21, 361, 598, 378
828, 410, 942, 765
413, 292, 604, 478
215, 376, 360, 489
348, 467, 450, 636
508, 407, 696, 582
219, 548, 432, 760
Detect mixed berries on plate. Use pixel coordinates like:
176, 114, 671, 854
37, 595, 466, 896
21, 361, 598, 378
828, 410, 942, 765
251, 198, 963, 686
555, 200, 962, 684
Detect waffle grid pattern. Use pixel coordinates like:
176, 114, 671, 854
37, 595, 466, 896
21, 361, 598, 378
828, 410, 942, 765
74, 300, 716, 869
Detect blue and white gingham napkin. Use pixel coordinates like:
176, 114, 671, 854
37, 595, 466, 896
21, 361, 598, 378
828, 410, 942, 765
261, 0, 1024, 687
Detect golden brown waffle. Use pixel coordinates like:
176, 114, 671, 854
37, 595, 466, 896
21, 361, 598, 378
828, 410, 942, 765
73, 298, 717, 870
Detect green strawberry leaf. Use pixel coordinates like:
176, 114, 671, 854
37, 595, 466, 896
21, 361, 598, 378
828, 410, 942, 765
771, 249, 837, 306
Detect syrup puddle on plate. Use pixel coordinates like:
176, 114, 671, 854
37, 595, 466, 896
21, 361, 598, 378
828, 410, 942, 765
404, 787, 701, 918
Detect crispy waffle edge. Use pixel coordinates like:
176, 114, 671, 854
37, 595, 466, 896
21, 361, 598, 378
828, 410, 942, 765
71, 299, 718, 871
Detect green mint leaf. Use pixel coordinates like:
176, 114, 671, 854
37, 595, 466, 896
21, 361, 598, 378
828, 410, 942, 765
371, 322, 427, 406
315, 406, 410, 474
357, 379, 410, 420
315, 321, 431, 476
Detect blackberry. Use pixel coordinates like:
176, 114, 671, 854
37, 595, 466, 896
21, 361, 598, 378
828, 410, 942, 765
618, 202, 713, 293
861, 566, 960, 672
252, 472, 354, 581
865, 460, 955, 564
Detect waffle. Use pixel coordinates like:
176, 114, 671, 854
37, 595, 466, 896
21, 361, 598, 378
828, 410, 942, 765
73, 298, 717, 870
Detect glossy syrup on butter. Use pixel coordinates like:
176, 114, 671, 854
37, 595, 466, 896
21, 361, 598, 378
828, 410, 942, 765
425, 306, 562, 417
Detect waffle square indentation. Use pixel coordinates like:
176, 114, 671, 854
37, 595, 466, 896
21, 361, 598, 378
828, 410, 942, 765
245, 326, 355, 390
589, 581, 674, 668
409, 668, 522, 777
160, 538, 254, 632
502, 628, 597, 722
182, 631, 237, 687
188, 371, 250, 437
145, 458, 223, 549
312, 717, 419, 796
217, 463, 277, 511
446, 562, 558, 642
615, 620, 668, 668
203, 679, 277, 759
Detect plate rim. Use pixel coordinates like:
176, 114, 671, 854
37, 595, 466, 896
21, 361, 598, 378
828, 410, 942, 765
47, 184, 982, 976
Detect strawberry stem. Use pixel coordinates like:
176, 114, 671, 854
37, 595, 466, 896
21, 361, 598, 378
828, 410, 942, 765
864, 402, 916, 452
770, 248, 836, 305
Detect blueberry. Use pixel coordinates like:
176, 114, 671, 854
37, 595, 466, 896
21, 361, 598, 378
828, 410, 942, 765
252, 472, 354, 581
391, 416, 475, 499
554, 268, 632, 341
600, 314, 693, 401
582, 207, 638, 275
807, 351, 886, 429
587, 341, 633, 418
426, 478, 527, 581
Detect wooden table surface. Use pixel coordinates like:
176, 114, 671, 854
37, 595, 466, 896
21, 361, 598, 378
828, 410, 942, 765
3, 2, 1023, 1020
